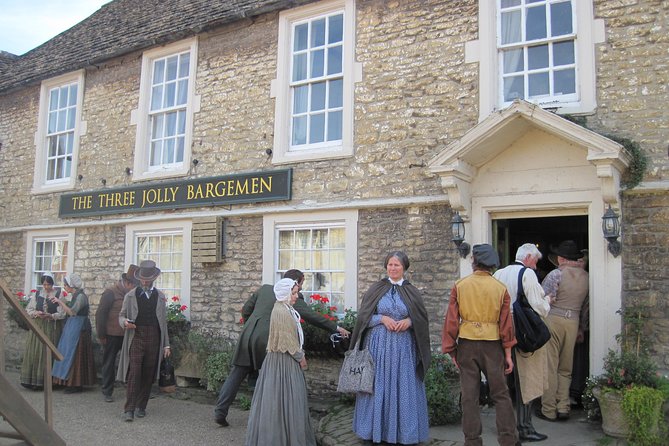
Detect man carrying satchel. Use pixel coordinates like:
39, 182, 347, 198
494, 244, 551, 442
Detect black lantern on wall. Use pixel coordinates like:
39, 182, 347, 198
451, 212, 471, 259
602, 204, 621, 257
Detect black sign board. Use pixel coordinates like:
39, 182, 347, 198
59, 169, 292, 218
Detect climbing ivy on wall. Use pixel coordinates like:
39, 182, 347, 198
562, 115, 648, 190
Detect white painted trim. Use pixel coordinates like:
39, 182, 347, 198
125, 220, 193, 319
271, 0, 357, 164
32, 70, 86, 195
131, 37, 200, 181
24, 228, 76, 291
262, 209, 358, 310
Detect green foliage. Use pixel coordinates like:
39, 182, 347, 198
238, 394, 252, 411
587, 303, 669, 442
169, 326, 234, 392
339, 308, 357, 332
425, 353, 461, 426
583, 377, 602, 421
300, 293, 342, 353
561, 115, 647, 190
166, 295, 188, 322
203, 351, 233, 392
621, 385, 667, 446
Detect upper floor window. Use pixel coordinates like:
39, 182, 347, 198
499, 0, 576, 105
33, 71, 85, 194
272, 0, 358, 164
470, 0, 603, 118
132, 39, 200, 181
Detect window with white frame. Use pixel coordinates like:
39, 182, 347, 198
25, 230, 75, 293
499, 0, 576, 105
263, 210, 358, 315
125, 221, 192, 318
470, 0, 603, 117
33, 71, 85, 194
132, 39, 200, 180
272, 0, 357, 164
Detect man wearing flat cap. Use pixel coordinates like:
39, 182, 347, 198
95, 264, 139, 403
537, 240, 589, 422
116, 260, 171, 422
442, 244, 519, 446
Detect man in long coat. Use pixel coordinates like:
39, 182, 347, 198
494, 243, 550, 442
213, 269, 350, 426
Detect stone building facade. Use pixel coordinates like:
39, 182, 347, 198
1, 0, 668, 377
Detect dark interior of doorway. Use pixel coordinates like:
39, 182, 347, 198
494, 215, 588, 283
494, 214, 590, 406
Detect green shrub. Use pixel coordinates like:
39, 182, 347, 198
621, 385, 667, 446
204, 351, 233, 392
425, 353, 461, 426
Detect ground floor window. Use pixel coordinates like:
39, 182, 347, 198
263, 210, 358, 315
125, 221, 192, 318
25, 229, 75, 293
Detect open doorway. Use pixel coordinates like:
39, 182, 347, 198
493, 215, 588, 282
493, 214, 590, 406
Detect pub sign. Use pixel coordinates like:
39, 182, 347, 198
59, 169, 292, 218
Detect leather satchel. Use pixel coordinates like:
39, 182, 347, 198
337, 338, 375, 394
513, 267, 551, 353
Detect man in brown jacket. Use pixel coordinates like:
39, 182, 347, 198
95, 265, 138, 402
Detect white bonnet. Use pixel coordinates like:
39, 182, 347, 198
273, 278, 296, 302
64, 273, 83, 289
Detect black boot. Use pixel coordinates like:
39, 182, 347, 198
519, 402, 547, 442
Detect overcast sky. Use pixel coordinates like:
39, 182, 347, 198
0, 0, 111, 55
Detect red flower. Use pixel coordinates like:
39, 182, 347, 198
329, 306, 337, 312
321, 297, 329, 303
238, 317, 245, 324
30, 289, 37, 293
299, 318, 305, 323
172, 296, 180, 302
180, 305, 188, 312
311, 294, 322, 302
62, 291, 68, 297
17, 291, 25, 297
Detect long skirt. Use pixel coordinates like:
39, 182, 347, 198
52, 316, 96, 387
245, 352, 316, 446
20, 318, 63, 389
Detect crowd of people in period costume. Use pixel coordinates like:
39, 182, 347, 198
13, 239, 589, 445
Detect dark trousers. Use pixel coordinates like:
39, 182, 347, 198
100, 335, 124, 396
458, 339, 518, 446
213, 364, 253, 419
124, 326, 160, 413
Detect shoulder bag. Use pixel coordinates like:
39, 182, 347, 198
512, 267, 551, 353
336, 337, 375, 394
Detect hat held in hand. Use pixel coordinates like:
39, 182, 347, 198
135, 260, 161, 282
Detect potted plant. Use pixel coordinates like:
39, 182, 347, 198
586, 304, 669, 445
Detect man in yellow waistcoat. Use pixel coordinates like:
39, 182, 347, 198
442, 244, 519, 446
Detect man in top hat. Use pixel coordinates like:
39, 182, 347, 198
96, 264, 139, 402
442, 244, 519, 446
537, 240, 589, 422
116, 260, 171, 422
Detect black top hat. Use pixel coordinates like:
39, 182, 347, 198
135, 260, 161, 282
549, 240, 584, 264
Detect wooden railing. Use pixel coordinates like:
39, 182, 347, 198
0, 277, 66, 446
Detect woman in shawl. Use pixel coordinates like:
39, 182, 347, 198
52, 273, 96, 393
349, 251, 431, 444
20, 273, 66, 390
245, 278, 316, 446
